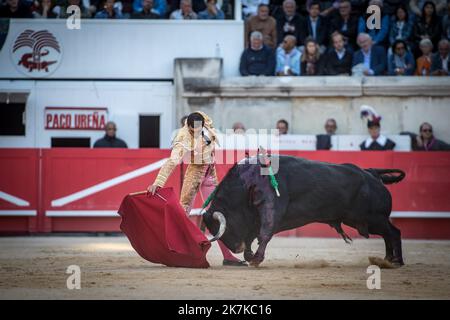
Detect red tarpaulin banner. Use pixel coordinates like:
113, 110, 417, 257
118, 187, 211, 268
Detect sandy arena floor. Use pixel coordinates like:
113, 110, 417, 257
0, 236, 449, 299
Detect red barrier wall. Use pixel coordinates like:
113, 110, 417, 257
0, 149, 449, 238
0, 149, 39, 233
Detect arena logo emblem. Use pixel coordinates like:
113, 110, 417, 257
11, 29, 62, 77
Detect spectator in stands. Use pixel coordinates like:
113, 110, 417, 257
352, 33, 387, 75
412, 1, 443, 56
239, 31, 276, 76
322, 31, 353, 75
198, 0, 224, 19
276, 119, 289, 135
275, 0, 304, 46
410, 0, 447, 17
32, 0, 56, 18
300, 37, 324, 75
330, 0, 359, 50
415, 38, 434, 75
95, 0, 124, 18
93, 122, 128, 148
442, 2, 450, 39
0, 0, 32, 17
388, 39, 416, 75
358, 0, 390, 47
302, 1, 329, 51
431, 39, 449, 75
316, 118, 337, 150
276, 35, 301, 76
131, 0, 160, 18
169, 0, 205, 14
133, 0, 166, 17
232, 122, 246, 134
360, 118, 396, 151
120, 0, 135, 18
245, 4, 277, 49
242, 0, 269, 19
170, 0, 197, 19
54, 0, 93, 19
413, 122, 450, 151
389, 5, 413, 49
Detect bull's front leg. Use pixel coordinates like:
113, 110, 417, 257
244, 237, 256, 262
250, 232, 273, 267
250, 207, 276, 267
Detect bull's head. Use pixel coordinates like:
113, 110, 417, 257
203, 163, 261, 253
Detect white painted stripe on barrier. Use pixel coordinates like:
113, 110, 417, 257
0, 191, 30, 207
42, 210, 450, 218
46, 210, 119, 217
51, 158, 168, 207
0, 210, 37, 216
189, 210, 450, 218
391, 211, 450, 218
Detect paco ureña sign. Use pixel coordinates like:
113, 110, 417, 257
45, 107, 108, 130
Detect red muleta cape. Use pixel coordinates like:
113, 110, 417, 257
118, 187, 211, 268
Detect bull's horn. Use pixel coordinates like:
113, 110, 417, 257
208, 211, 226, 242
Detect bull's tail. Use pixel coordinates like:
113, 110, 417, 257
365, 168, 406, 185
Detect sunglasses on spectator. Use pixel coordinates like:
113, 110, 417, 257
421, 129, 432, 133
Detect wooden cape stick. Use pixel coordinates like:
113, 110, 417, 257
129, 190, 167, 202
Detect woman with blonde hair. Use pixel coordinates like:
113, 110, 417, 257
415, 38, 433, 75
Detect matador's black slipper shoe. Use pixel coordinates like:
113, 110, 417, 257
223, 259, 248, 267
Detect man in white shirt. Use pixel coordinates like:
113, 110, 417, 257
170, 0, 197, 19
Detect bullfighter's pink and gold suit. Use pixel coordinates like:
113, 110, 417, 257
152, 111, 242, 263
153, 111, 218, 214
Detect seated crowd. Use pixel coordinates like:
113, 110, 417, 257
240, 0, 450, 76
1, 0, 449, 76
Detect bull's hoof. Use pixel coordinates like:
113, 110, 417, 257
249, 260, 261, 268
249, 255, 264, 267
391, 257, 405, 267
244, 250, 254, 262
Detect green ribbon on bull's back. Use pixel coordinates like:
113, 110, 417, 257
268, 166, 281, 197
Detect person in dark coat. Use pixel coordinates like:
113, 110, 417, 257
330, 0, 359, 50
239, 31, 275, 76
352, 33, 387, 75
275, 0, 304, 46
93, 121, 128, 148
316, 118, 338, 150
413, 122, 450, 151
412, 1, 442, 57
359, 105, 396, 151
322, 31, 353, 75
430, 39, 449, 76
301, 1, 329, 48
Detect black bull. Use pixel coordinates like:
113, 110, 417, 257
203, 155, 406, 267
